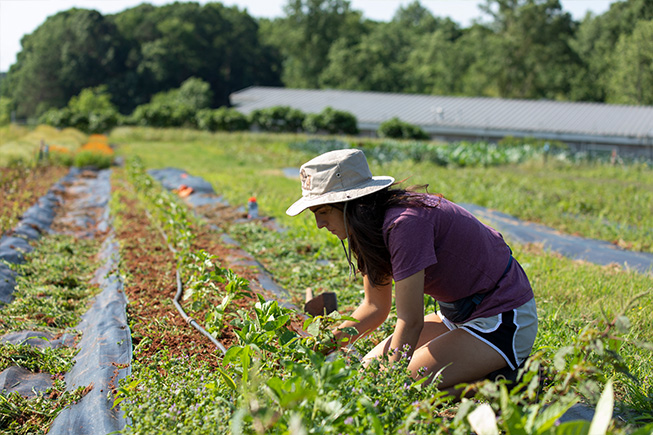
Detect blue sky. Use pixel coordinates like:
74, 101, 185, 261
0, 0, 616, 72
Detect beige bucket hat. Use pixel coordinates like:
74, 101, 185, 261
286, 149, 395, 216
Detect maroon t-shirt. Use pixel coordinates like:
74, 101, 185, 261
383, 195, 534, 320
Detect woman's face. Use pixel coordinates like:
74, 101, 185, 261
309, 204, 347, 240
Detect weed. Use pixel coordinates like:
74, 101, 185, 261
1, 234, 101, 332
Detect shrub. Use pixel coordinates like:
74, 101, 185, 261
128, 77, 212, 128
129, 101, 196, 128
249, 106, 305, 132
196, 107, 249, 132
378, 117, 429, 140
303, 107, 358, 135
38, 86, 120, 134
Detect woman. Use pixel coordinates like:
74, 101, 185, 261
286, 149, 537, 396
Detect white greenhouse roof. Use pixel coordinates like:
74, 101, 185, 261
231, 87, 653, 146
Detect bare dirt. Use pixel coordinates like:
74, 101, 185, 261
111, 174, 266, 369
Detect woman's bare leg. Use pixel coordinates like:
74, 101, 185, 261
362, 312, 449, 363
363, 312, 507, 396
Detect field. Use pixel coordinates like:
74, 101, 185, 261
1, 126, 652, 434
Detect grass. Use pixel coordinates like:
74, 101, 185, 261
0, 125, 86, 166
0, 234, 101, 333
111, 127, 653, 253
0, 233, 100, 434
0, 343, 76, 374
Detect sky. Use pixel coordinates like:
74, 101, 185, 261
0, 0, 617, 72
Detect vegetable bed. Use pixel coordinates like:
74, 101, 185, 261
1, 127, 652, 434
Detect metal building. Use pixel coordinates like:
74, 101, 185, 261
230, 86, 653, 158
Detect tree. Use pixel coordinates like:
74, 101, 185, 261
319, 23, 411, 92
0, 97, 12, 126
570, 0, 653, 103
403, 25, 467, 95
473, 0, 580, 100
5, 8, 127, 118
607, 19, 653, 105
267, 0, 365, 88
112, 2, 281, 110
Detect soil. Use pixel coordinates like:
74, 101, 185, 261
2, 164, 300, 372
111, 173, 269, 369
0, 165, 69, 236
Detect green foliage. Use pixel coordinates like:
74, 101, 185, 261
249, 106, 305, 132
110, 2, 281, 112
5, 8, 127, 118
569, 0, 653, 103
378, 117, 429, 140
196, 107, 250, 132
266, 0, 366, 88
0, 97, 13, 126
607, 19, 653, 105
302, 107, 358, 135
39, 85, 120, 134
0, 234, 100, 332
128, 77, 212, 128
73, 150, 113, 169
5, 0, 653, 124
0, 344, 76, 374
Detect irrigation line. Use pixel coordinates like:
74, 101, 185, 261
142, 206, 228, 355
173, 269, 227, 354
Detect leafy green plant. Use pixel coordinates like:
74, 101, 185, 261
38, 85, 120, 134
378, 117, 429, 140
249, 106, 305, 133
303, 107, 358, 135
196, 107, 250, 132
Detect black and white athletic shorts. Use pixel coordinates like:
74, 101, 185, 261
439, 298, 538, 370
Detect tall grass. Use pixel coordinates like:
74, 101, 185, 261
0, 125, 86, 166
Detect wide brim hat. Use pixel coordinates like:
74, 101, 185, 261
286, 148, 394, 216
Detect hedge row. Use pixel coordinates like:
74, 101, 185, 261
39, 103, 366, 136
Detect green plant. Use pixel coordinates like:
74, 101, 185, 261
0, 343, 76, 374
249, 106, 305, 132
303, 107, 358, 135
38, 86, 120, 134
73, 150, 113, 169
1, 234, 101, 332
378, 117, 429, 140
196, 107, 250, 132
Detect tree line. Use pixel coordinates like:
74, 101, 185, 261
1, 0, 651, 123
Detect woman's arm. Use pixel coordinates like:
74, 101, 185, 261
387, 270, 425, 362
333, 274, 392, 348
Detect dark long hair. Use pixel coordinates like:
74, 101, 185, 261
342, 185, 439, 287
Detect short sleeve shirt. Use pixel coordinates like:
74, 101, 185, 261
383, 195, 533, 319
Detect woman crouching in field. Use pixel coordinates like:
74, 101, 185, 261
286, 149, 537, 396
